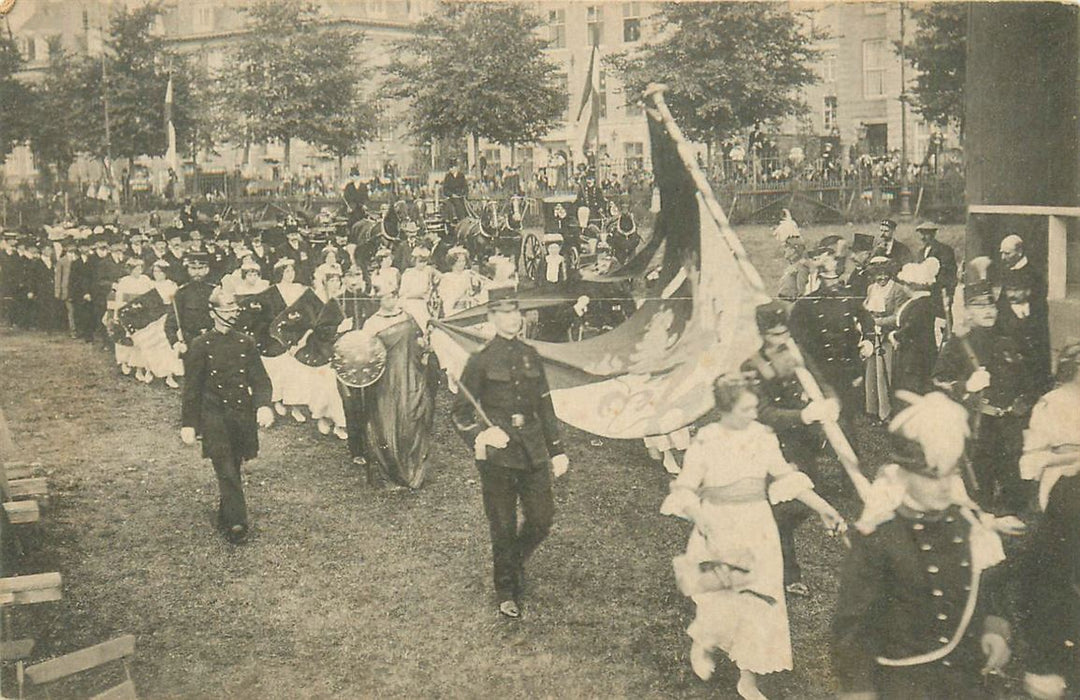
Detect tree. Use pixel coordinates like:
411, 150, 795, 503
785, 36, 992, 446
26, 41, 88, 188
73, 3, 201, 185
903, 4, 966, 132
222, 0, 374, 173
609, 3, 822, 148
0, 33, 31, 163
386, 2, 565, 157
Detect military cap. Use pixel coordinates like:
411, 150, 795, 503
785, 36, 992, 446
963, 280, 996, 306
487, 286, 520, 312
755, 301, 788, 333
879, 219, 898, 230
183, 251, 210, 266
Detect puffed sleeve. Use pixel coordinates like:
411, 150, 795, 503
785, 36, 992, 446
760, 426, 813, 504
660, 427, 708, 520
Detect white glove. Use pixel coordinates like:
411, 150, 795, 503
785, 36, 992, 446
474, 426, 510, 460
551, 453, 569, 478
256, 406, 274, 428
858, 339, 874, 360
966, 368, 991, 393
173, 341, 188, 355
180, 427, 196, 445
83, 293, 92, 302
801, 398, 840, 425
980, 633, 1011, 675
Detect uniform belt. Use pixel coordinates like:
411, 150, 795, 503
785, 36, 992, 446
977, 404, 1007, 418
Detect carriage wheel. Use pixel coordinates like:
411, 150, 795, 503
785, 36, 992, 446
519, 231, 543, 282
566, 244, 580, 272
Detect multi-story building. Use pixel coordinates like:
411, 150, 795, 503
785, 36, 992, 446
3, 0, 944, 193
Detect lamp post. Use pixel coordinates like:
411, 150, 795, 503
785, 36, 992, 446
898, 2, 912, 217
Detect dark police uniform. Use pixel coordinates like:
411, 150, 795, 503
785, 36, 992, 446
166, 279, 214, 350
181, 328, 272, 533
451, 333, 564, 604
788, 282, 870, 420
833, 504, 1010, 699
933, 326, 1035, 513
742, 342, 834, 587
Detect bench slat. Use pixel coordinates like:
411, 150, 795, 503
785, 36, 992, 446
24, 635, 135, 686
3, 500, 39, 524
7, 478, 48, 498
0, 639, 35, 662
0, 573, 62, 606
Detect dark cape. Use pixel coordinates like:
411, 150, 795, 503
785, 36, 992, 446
364, 316, 437, 488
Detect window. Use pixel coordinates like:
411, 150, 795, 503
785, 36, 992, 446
598, 70, 608, 119
20, 37, 36, 62
586, 6, 604, 46
863, 38, 888, 99
548, 9, 566, 49
623, 2, 641, 43
625, 142, 644, 171
554, 73, 569, 120
194, 5, 214, 32
821, 51, 837, 83
823, 96, 838, 133
625, 92, 642, 118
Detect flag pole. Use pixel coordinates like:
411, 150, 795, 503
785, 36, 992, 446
643, 83, 872, 502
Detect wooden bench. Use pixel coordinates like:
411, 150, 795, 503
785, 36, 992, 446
6, 479, 48, 500
0, 573, 62, 607
3, 501, 39, 525
0, 638, 35, 663
3, 463, 43, 482
22, 635, 137, 700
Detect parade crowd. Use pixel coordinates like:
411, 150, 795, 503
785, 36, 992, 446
1, 184, 1077, 699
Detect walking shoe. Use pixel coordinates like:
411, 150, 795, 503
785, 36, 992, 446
498, 600, 521, 619
226, 524, 248, 544
317, 417, 332, 435
274, 401, 287, 417
165, 376, 180, 389
290, 407, 307, 423
120, 362, 132, 375
334, 426, 348, 441
689, 641, 715, 681
785, 582, 810, 598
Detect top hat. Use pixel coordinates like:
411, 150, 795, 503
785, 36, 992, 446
851, 233, 875, 253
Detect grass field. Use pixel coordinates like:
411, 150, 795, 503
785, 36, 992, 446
2, 222, 1003, 699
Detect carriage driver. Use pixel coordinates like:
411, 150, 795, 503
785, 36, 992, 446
443, 159, 469, 223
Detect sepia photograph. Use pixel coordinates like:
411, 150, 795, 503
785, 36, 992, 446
0, 0, 1077, 697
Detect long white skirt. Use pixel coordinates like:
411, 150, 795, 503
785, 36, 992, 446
262, 353, 312, 407
307, 364, 346, 428
131, 316, 183, 378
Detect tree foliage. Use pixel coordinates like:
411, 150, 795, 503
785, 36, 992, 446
609, 3, 822, 146
26, 41, 86, 186
73, 2, 200, 164
0, 33, 31, 163
903, 4, 966, 131
386, 2, 565, 148
221, 0, 374, 170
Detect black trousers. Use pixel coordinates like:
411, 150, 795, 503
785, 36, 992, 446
772, 434, 822, 585
211, 454, 247, 530
338, 383, 368, 459
74, 299, 96, 340
970, 413, 1028, 514
477, 461, 554, 601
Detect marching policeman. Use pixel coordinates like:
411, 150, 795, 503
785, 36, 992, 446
788, 254, 873, 424
742, 302, 841, 598
933, 270, 1038, 514
166, 252, 214, 361
451, 290, 569, 619
832, 391, 1016, 699
180, 287, 274, 543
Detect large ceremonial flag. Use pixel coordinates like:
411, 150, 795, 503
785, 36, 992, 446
431, 87, 770, 439
573, 44, 602, 156
164, 73, 182, 195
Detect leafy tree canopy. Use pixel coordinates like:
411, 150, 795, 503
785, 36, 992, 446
386, 1, 565, 147
903, 3, 966, 131
0, 33, 32, 162
609, 3, 823, 145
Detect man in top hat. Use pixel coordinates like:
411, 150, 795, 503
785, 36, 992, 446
915, 221, 957, 323
933, 263, 1038, 514
343, 167, 370, 224
278, 226, 312, 286
873, 219, 913, 266
443, 160, 469, 223
742, 301, 841, 597
451, 290, 570, 619
69, 234, 97, 342
832, 391, 1014, 699
789, 251, 874, 424
181, 287, 274, 544
128, 229, 148, 263
574, 169, 606, 230
845, 233, 877, 299
166, 251, 215, 360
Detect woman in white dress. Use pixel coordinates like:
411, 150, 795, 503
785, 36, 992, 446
436, 247, 485, 315
369, 248, 400, 298
661, 379, 844, 700
260, 258, 317, 423
112, 257, 153, 378
133, 260, 183, 388
398, 246, 439, 328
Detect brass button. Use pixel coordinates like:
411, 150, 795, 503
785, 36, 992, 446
927, 565, 940, 574
932, 589, 944, 597
913, 523, 925, 531
938, 636, 949, 644
920, 543, 932, 551
937, 613, 948, 621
